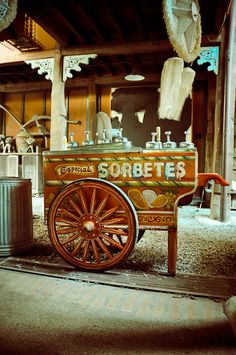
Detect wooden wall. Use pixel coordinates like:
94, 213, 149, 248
0, 86, 112, 148
0, 79, 219, 176
66, 88, 88, 145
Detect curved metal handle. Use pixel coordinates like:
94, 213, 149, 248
198, 173, 229, 187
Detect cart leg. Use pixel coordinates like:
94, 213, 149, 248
168, 227, 177, 276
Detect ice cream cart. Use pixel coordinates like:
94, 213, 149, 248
43, 129, 228, 275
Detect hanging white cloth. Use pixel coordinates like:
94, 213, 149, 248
158, 57, 195, 121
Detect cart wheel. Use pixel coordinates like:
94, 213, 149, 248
48, 178, 139, 271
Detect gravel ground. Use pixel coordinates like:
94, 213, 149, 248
29, 197, 236, 278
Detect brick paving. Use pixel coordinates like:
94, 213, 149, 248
0, 269, 235, 354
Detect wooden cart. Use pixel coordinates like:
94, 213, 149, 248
43, 144, 228, 275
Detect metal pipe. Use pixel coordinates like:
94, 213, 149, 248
0, 104, 26, 130
220, 0, 236, 221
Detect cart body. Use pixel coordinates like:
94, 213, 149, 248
44, 147, 197, 226
43, 146, 198, 275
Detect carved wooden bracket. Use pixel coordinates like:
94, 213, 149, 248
63, 54, 97, 81
197, 46, 219, 75
25, 54, 97, 82
25, 58, 54, 81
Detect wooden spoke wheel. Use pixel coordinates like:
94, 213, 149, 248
48, 178, 138, 271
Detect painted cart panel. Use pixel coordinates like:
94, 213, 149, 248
43, 148, 198, 228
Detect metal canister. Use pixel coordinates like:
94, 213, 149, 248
0, 177, 33, 256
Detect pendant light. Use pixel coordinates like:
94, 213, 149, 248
124, 65, 145, 81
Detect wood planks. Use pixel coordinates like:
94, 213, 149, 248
0, 257, 235, 299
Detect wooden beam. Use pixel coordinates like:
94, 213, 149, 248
0, 35, 221, 65
75, 4, 104, 42
0, 81, 52, 92
0, 49, 55, 65
54, 11, 86, 45
104, 5, 125, 41
0, 74, 160, 92
0, 71, 213, 93
0, 40, 171, 65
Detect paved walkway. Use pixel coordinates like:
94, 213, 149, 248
0, 269, 235, 354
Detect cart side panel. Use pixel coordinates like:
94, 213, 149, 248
43, 149, 197, 227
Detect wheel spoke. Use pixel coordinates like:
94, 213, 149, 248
68, 195, 83, 217
102, 217, 126, 225
82, 240, 90, 261
61, 232, 81, 245
55, 216, 78, 226
91, 239, 100, 261
96, 237, 113, 259
102, 227, 128, 236
78, 189, 88, 214
90, 188, 96, 214
58, 207, 81, 222
101, 233, 124, 250
57, 226, 78, 234
99, 205, 120, 221
95, 195, 109, 216
71, 237, 85, 256
117, 235, 126, 245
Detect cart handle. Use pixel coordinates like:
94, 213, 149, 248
197, 173, 229, 187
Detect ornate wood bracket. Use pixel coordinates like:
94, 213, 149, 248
197, 46, 219, 75
25, 58, 54, 81
63, 54, 97, 81
25, 54, 97, 82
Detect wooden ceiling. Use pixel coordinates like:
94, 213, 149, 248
0, 0, 231, 89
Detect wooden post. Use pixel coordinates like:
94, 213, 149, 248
210, 2, 236, 221
50, 46, 67, 150
88, 80, 97, 139
210, 29, 226, 220
168, 228, 177, 276
220, 0, 236, 221
205, 75, 216, 173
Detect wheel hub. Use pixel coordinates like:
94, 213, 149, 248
78, 215, 101, 239
83, 220, 95, 231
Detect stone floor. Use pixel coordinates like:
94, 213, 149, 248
0, 268, 235, 354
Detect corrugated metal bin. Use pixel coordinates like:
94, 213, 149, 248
0, 177, 33, 256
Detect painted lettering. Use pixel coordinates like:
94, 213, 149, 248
98, 162, 109, 178
143, 162, 152, 177
165, 162, 175, 179
110, 162, 120, 178
98, 160, 187, 180
56, 164, 94, 176
121, 162, 132, 177
154, 162, 165, 177
132, 163, 143, 177
175, 161, 186, 179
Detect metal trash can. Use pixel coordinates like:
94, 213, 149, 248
0, 177, 33, 256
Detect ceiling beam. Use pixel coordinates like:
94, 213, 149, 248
54, 11, 86, 45
75, 4, 104, 42
0, 71, 211, 93
104, 5, 125, 41
0, 74, 161, 92
0, 40, 170, 65
0, 34, 221, 65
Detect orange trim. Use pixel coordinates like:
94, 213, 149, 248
197, 173, 229, 187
